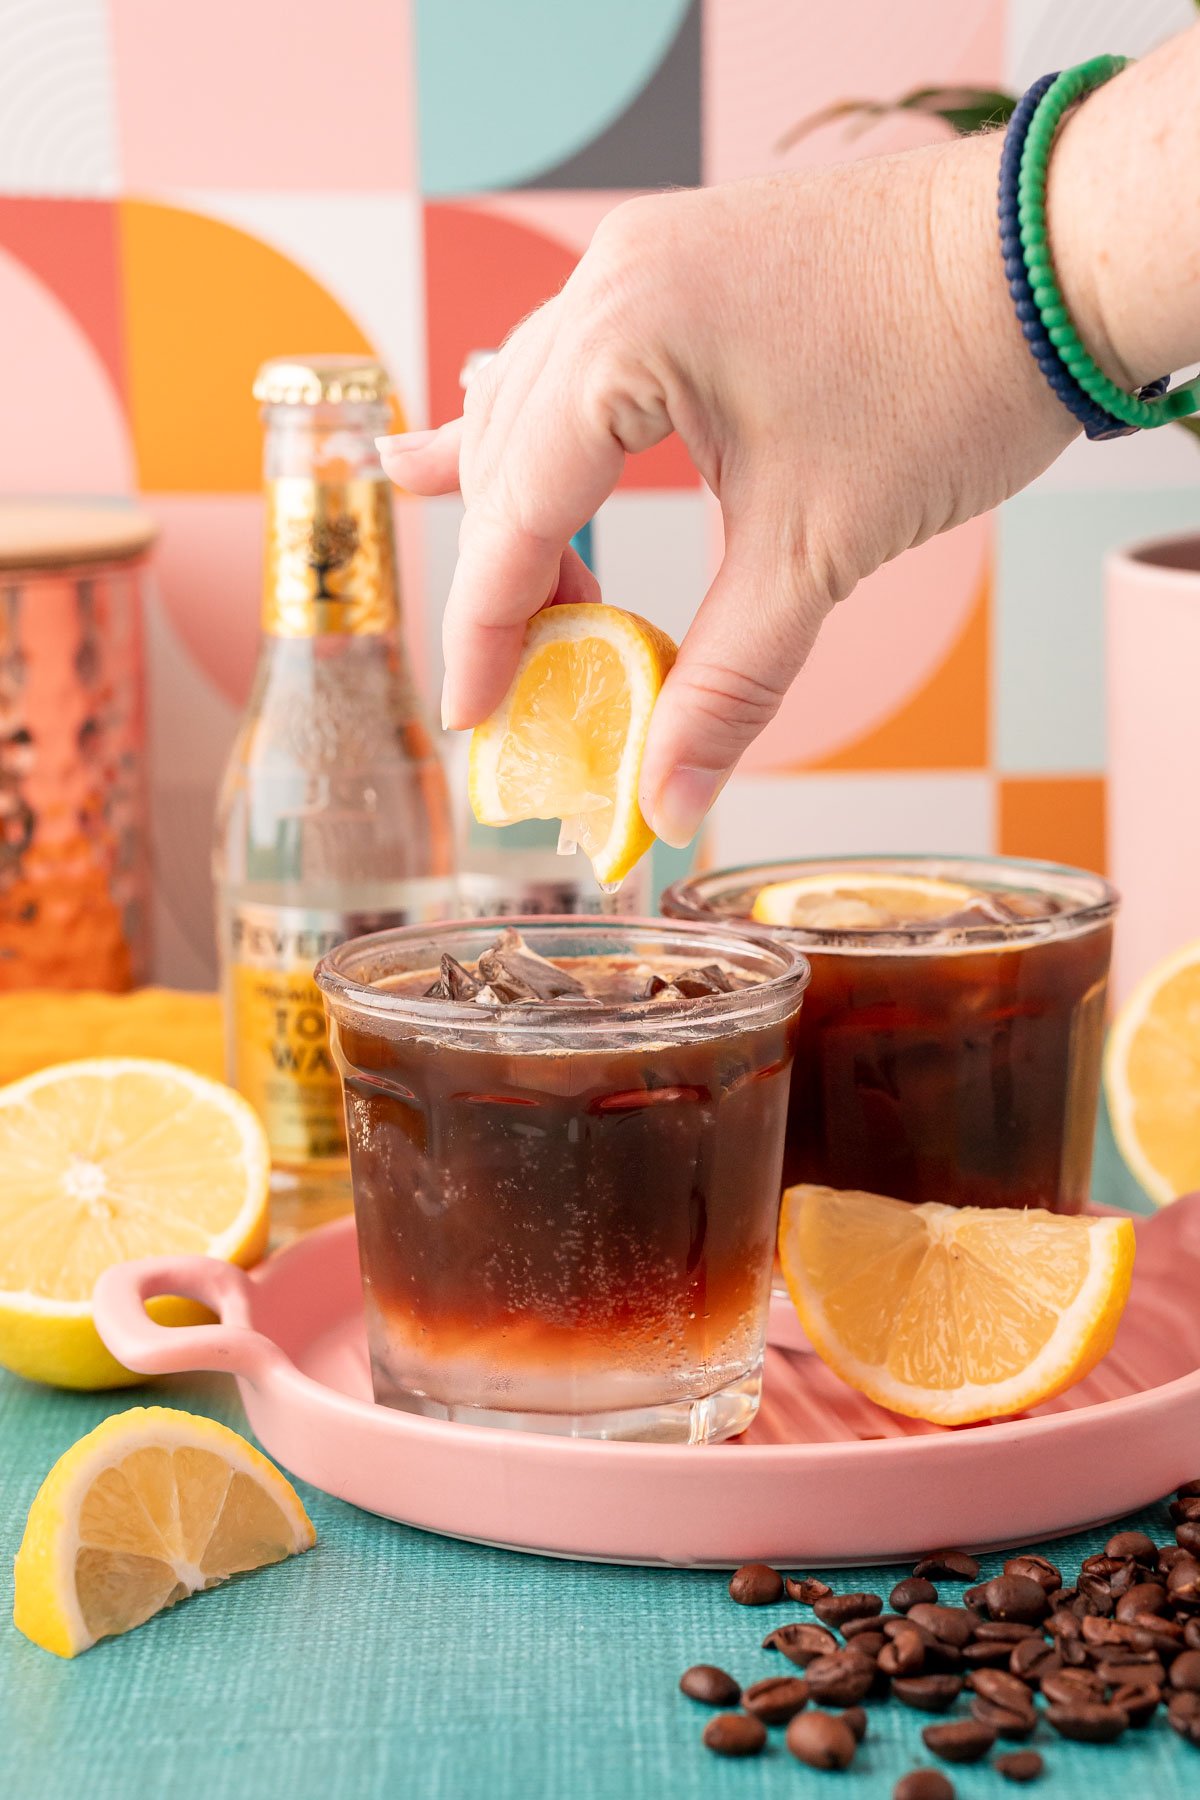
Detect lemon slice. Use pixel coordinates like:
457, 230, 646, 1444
778, 1183, 1135, 1424
752, 871, 976, 930
0, 1058, 270, 1390
468, 603, 677, 887
1106, 938, 1200, 1205
13, 1406, 315, 1657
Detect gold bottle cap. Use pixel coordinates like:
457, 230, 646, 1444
253, 355, 392, 407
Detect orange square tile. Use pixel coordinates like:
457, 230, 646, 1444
997, 776, 1107, 875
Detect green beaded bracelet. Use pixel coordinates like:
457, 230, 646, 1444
1018, 53, 1200, 431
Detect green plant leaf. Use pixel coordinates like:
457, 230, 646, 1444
778, 86, 1017, 151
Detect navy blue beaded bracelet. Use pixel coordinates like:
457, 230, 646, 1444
997, 68, 1168, 440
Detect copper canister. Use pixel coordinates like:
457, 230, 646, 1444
0, 503, 155, 990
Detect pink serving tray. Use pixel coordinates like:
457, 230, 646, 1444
93, 1198, 1200, 1567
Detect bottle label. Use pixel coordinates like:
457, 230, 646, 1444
262, 476, 399, 636
226, 896, 446, 1166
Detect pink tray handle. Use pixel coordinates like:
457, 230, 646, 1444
93, 1256, 287, 1381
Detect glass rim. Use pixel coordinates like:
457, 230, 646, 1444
315, 912, 810, 1035
660, 852, 1118, 953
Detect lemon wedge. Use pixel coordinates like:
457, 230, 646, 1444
468, 603, 677, 888
752, 871, 976, 931
1105, 938, 1200, 1205
0, 1058, 269, 1389
779, 1183, 1135, 1424
13, 1406, 314, 1657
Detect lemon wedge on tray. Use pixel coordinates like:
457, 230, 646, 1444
779, 1183, 1135, 1425
0, 1057, 269, 1389
13, 1406, 314, 1657
1105, 938, 1200, 1206
468, 602, 677, 888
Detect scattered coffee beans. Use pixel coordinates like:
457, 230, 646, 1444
701, 1711, 766, 1756
785, 1709, 857, 1770
1045, 1700, 1129, 1743
914, 1550, 981, 1583
995, 1749, 1045, 1782
970, 1695, 1037, 1740
842, 1705, 868, 1742
907, 1603, 977, 1648
1170, 1649, 1200, 1691
804, 1648, 875, 1705
761, 1620, 837, 1664
740, 1675, 809, 1724
679, 1664, 740, 1706
1105, 1530, 1158, 1564
980, 1575, 1051, 1625
894, 1772, 955, 1800
1004, 1555, 1062, 1594
921, 1718, 996, 1763
728, 1562, 782, 1606
892, 1674, 965, 1712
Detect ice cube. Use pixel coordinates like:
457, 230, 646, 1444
668, 963, 737, 998
476, 928, 587, 1002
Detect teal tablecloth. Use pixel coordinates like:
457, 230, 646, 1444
1, 1114, 1194, 1800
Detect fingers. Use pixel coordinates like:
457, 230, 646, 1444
378, 418, 464, 496
550, 543, 602, 607
639, 498, 837, 848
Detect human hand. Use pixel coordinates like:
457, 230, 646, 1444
382, 135, 1078, 846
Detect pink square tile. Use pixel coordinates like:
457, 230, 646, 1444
704, 0, 1005, 183
110, 0, 416, 189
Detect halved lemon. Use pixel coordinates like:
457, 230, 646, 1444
468, 603, 677, 888
778, 1183, 1135, 1424
1106, 939, 1200, 1205
0, 1058, 270, 1390
752, 871, 976, 931
13, 1406, 315, 1657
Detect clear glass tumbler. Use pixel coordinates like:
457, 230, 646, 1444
317, 916, 809, 1442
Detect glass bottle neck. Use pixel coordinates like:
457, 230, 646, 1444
260, 400, 399, 640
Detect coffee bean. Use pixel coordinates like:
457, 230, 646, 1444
680, 1664, 740, 1706
1094, 1658, 1164, 1688
1168, 1560, 1200, 1606
1105, 1530, 1158, 1564
741, 1675, 810, 1724
785, 1575, 832, 1605
891, 1674, 964, 1712
1170, 1650, 1200, 1691
1009, 1638, 1060, 1683
892, 1576, 939, 1613
843, 1611, 900, 1638
1053, 1585, 1081, 1608
785, 1709, 857, 1770
1125, 1615, 1182, 1658
921, 1719, 996, 1763
914, 1549, 981, 1583
844, 1630, 885, 1661
1169, 1689, 1200, 1742
995, 1750, 1045, 1782
1186, 1618, 1200, 1651
1075, 1577, 1115, 1616
968, 1668, 1036, 1711
728, 1562, 782, 1606
893, 1773, 955, 1800
1042, 1668, 1105, 1706
981, 1575, 1050, 1625
1110, 1561, 1140, 1598
1176, 1521, 1200, 1556
1171, 1497, 1200, 1525
842, 1705, 868, 1742
1046, 1700, 1128, 1743
762, 1621, 838, 1665
1004, 1554, 1061, 1594
1159, 1544, 1193, 1574
1109, 1680, 1161, 1727
977, 1620, 1042, 1643
1080, 1615, 1152, 1652
804, 1649, 875, 1706
1116, 1581, 1167, 1621
970, 1696, 1037, 1740
907, 1603, 976, 1647
1081, 1553, 1127, 1580
1047, 1609, 1082, 1641
962, 1640, 1016, 1669
1178, 1479, 1200, 1500
879, 1623, 926, 1677
702, 1712, 766, 1756
963, 1582, 990, 1612
813, 1591, 883, 1628
923, 1641, 967, 1675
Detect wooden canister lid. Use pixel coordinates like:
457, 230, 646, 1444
0, 501, 157, 572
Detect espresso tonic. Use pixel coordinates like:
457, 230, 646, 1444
663, 856, 1116, 1213
317, 919, 809, 1441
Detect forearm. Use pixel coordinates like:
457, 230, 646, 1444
1048, 25, 1200, 387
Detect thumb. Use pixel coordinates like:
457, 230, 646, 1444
639, 499, 835, 848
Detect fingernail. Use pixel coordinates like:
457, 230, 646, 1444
376, 429, 437, 457
649, 766, 725, 849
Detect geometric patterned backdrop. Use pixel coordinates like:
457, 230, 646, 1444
2, 0, 1198, 984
